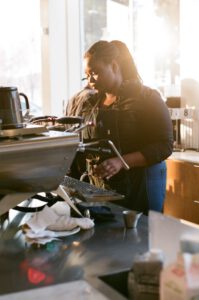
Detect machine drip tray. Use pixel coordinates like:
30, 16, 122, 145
0, 124, 47, 138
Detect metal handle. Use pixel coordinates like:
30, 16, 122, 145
107, 140, 130, 170
79, 139, 130, 170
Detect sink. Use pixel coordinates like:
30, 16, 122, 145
99, 267, 161, 300
99, 270, 130, 299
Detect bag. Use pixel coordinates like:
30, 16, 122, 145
74, 203, 115, 222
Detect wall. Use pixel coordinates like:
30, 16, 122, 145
41, 0, 82, 116
180, 0, 199, 108
41, 1, 199, 118
180, 0, 199, 149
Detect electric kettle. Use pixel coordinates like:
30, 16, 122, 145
0, 86, 29, 129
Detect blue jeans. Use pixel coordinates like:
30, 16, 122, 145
145, 161, 167, 212
110, 161, 167, 214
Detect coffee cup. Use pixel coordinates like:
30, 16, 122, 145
123, 210, 142, 229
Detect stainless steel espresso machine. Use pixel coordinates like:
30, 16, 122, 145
0, 87, 79, 215
0, 87, 125, 217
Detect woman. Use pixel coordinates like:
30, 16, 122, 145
66, 40, 173, 214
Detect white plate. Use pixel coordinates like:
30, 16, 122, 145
25, 226, 80, 239
50, 226, 80, 237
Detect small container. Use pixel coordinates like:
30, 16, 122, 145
123, 210, 142, 228
128, 249, 164, 300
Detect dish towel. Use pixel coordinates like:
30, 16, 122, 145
22, 202, 94, 244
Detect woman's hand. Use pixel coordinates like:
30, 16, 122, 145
94, 157, 124, 180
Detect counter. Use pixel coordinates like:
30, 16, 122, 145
0, 203, 148, 299
169, 150, 199, 164
165, 150, 199, 224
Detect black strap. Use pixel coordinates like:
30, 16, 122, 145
14, 204, 47, 213
13, 193, 64, 213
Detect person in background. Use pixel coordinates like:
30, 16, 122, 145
66, 40, 173, 215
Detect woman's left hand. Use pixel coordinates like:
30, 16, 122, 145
94, 157, 123, 180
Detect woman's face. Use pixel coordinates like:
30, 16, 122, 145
83, 56, 122, 94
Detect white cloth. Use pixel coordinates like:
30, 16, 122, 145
24, 202, 94, 244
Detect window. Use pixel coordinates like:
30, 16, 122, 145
82, 0, 180, 96
0, 1, 181, 116
0, 0, 42, 115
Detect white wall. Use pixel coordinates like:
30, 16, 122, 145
180, 0, 199, 108
41, 0, 82, 116
180, 0, 199, 149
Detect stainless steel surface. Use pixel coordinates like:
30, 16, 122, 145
0, 281, 110, 300
0, 124, 47, 137
0, 203, 148, 299
0, 130, 79, 194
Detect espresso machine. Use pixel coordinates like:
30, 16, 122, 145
0, 87, 79, 215
0, 87, 125, 218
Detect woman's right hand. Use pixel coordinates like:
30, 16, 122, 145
94, 157, 123, 180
